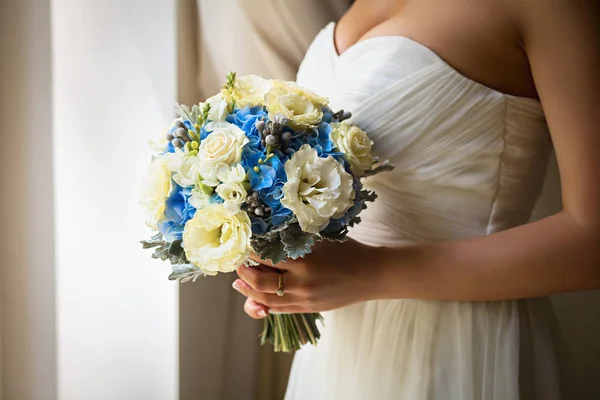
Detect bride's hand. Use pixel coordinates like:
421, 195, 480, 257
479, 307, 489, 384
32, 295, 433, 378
233, 239, 385, 318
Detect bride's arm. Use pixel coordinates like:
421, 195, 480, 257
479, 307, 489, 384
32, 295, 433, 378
378, 0, 600, 301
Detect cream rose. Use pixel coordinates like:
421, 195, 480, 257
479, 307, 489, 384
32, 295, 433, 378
331, 121, 376, 175
140, 154, 173, 229
197, 123, 249, 186
183, 204, 252, 275
265, 80, 328, 129
281, 145, 355, 234
227, 75, 273, 107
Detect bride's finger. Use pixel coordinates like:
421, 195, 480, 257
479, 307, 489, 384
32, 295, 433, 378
237, 265, 289, 294
243, 298, 269, 319
233, 279, 298, 307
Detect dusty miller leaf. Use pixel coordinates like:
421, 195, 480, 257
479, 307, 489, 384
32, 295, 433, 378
169, 264, 204, 283
175, 103, 193, 122
252, 237, 287, 265
167, 240, 189, 265
281, 224, 317, 260
260, 217, 298, 242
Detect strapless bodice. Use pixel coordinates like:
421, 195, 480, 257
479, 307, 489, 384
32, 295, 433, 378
297, 23, 551, 245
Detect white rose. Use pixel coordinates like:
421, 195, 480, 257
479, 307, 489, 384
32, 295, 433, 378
140, 154, 173, 229
229, 75, 273, 107
183, 204, 252, 275
330, 121, 376, 175
216, 182, 247, 212
281, 145, 354, 234
197, 123, 249, 186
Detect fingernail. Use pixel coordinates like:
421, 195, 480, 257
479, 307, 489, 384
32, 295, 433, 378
232, 281, 241, 291
257, 310, 267, 318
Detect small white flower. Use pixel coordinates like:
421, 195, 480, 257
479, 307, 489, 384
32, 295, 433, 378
330, 121, 376, 175
216, 163, 247, 184
229, 75, 273, 107
189, 188, 212, 209
281, 145, 354, 234
183, 204, 252, 275
140, 154, 173, 229
216, 182, 247, 212
205, 94, 230, 132
168, 150, 202, 188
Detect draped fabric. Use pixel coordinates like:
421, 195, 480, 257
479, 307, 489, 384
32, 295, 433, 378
286, 22, 562, 400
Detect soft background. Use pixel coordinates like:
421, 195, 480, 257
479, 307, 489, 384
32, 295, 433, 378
0, 0, 598, 399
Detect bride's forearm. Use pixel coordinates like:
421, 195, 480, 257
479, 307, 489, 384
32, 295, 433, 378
375, 211, 600, 301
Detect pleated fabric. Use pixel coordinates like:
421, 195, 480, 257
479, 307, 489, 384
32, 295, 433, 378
286, 23, 560, 400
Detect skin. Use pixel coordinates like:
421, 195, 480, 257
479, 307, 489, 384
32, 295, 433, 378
233, 0, 600, 319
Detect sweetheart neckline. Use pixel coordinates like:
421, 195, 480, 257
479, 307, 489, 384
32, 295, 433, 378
328, 22, 541, 105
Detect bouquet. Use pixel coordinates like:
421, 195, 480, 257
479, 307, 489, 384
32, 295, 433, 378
140, 73, 393, 352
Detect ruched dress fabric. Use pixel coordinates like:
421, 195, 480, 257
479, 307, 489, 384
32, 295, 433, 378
285, 23, 561, 400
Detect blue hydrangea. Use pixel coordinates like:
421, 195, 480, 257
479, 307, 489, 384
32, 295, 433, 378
158, 183, 196, 242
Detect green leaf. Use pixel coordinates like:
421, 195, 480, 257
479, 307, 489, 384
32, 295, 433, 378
168, 264, 204, 283
281, 224, 317, 260
252, 237, 287, 265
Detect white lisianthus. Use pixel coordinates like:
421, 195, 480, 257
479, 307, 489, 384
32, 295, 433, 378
140, 154, 173, 229
330, 121, 376, 175
204, 94, 230, 132
281, 145, 355, 234
228, 75, 273, 107
216, 182, 247, 212
183, 204, 252, 275
272, 80, 328, 106
197, 123, 249, 186
265, 80, 328, 129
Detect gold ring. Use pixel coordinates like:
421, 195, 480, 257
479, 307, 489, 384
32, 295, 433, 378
277, 273, 285, 297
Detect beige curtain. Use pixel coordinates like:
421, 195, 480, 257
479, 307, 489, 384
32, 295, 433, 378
177, 1, 351, 399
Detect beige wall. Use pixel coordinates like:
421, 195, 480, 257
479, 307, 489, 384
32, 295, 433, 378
532, 154, 600, 398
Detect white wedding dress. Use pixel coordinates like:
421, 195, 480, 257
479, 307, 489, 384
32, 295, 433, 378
285, 23, 562, 400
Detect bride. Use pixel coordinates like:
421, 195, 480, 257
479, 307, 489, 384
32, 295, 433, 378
231, 0, 600, 398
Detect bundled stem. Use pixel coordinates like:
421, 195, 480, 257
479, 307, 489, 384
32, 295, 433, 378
260, 312, 323, 352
